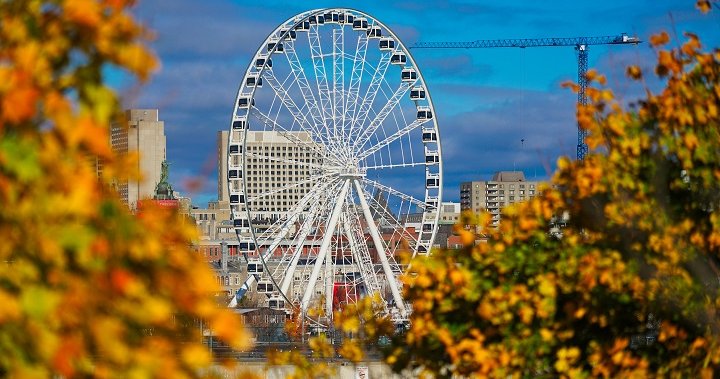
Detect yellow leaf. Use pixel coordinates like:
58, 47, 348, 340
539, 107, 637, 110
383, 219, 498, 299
64, 0, 101, 27
181, 344, 211, 368
538, 276, 556, 297
340, 315, 360, 334
697, 0, 711, 13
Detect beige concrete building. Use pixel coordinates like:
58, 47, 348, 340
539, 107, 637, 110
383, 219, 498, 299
111, 109, 166, 210
190, 201, 232, 240
217, 130, 229, 203
229, 130, 322, 225
439, 202, 461, 225
460, 171, 539, 226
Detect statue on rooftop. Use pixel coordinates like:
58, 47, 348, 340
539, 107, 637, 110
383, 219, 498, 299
153, 160, 176, 200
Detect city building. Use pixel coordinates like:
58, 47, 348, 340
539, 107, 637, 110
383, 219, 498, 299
190, 202, 232, 240
111, 109, 167, 210
438, 202, 461, 225
217, 130, 229, 204
176, 196, 192, 215
460, 171, 540, 226
230, 130, 322, 226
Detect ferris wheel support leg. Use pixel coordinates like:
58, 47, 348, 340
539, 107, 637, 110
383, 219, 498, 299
236, 273, 260, 300
353, 179, 407, 317
343, 212, 382, 297
280, 212, 318, 295
324, 231, 334, 317
301, 179, 351, 314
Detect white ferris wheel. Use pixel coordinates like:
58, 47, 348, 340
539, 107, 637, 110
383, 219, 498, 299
227, 8, 442, 322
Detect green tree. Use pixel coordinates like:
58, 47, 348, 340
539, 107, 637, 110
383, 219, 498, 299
0, 0, 249, 377
387, 4, 720, 378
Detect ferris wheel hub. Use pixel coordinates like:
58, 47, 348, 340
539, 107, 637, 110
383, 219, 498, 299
337, 165, 364, 179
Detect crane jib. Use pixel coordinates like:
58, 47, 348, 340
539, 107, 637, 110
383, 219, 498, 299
409, 33, 641, 161
411, 34, 641, 49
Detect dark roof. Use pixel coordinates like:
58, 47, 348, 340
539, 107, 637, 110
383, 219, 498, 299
492, 171, 526, 182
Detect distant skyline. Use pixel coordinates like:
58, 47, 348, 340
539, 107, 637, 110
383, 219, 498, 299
114, 1, 719, 205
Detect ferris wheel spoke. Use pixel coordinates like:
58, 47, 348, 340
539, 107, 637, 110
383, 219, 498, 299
363, 161, 428, 170
362, 177, 430, 210
248, 182, 338, 304
344, 207, 383, 296
234, 181, 336, 298
259, 70, 312, 129
308, 25, 339, 151
254, 178, 337, 260
245, 150, 327, 170
349, 52, 391, 139
363, 191, 419, 253
351, 80, 416, 152
345, 33, 368, 136
357, 118, 430, 161
247, 172, 336, 204
253, 177, 339, 249
249, 106, 341, 165
261, 70, 346, 162
277, 201, 329, 296
332, 29, 345, 142
283, 40, 326, 139
252, 182, 332, 235
340, 212, 383, 302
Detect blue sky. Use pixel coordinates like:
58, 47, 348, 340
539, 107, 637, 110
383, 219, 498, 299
119, 1, 719, 205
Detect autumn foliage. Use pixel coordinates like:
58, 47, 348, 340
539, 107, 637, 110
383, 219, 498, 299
388, 6, 720, 379
0, 1, 249, 377
3, 0, 720, 378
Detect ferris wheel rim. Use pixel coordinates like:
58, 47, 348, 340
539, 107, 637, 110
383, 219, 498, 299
227, 8, 443, 321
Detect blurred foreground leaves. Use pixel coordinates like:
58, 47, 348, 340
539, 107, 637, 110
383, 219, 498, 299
0, 0, 249, 377
388, 8, 720, 379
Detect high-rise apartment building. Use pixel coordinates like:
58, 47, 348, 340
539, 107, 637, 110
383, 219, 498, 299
111, 109, 166, 210
460, 171, 539, 226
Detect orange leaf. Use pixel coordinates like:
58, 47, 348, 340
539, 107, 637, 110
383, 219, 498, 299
2, 85, 39, 123
64, 0, 102, 27
650, 32, 670, 47
626, 65, 642, 80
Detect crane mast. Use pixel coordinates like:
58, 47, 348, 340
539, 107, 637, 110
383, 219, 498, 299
412, 34, 641, 160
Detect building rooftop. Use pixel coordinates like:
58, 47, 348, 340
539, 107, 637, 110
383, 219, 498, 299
492, 171, 526, 182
